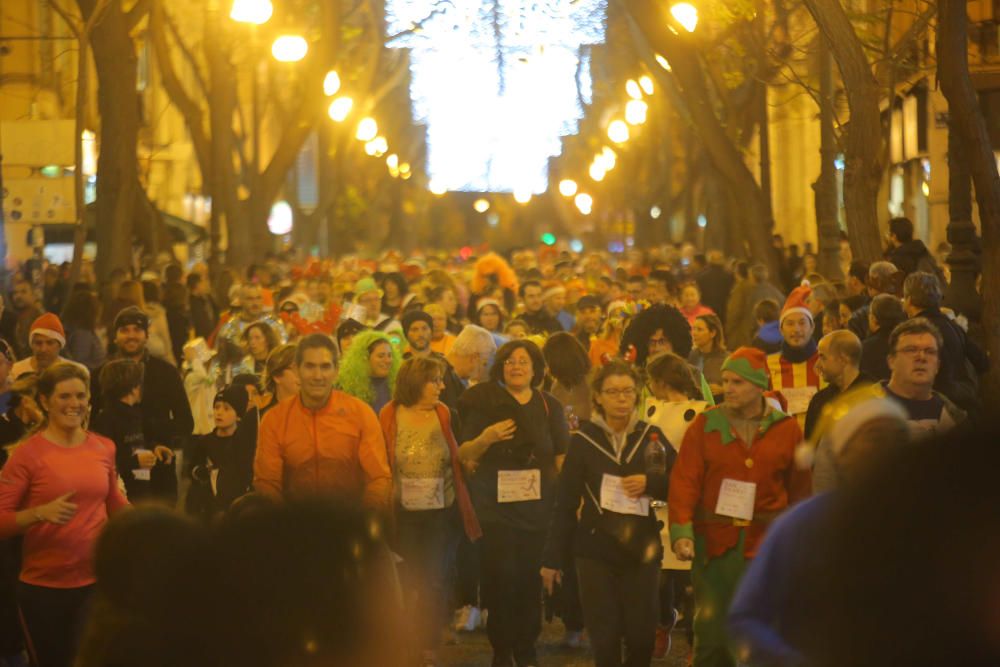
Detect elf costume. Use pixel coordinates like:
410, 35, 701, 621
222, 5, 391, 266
766, 287, 826, 431
669, 347, 811, 667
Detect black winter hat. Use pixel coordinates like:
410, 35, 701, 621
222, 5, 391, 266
401, 310, 433, 335
214, 385, 249, 416
114, 306, 150, 332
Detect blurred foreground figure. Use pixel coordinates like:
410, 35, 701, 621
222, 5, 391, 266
77, 501, 408, 667
730, 412, 1000, 667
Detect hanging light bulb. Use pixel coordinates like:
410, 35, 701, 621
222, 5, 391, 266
558, 179, 578, 197
230, 0, 273, 25
429, 181, 447, 196
608, 120, 630, 144
271, 35, 308, 62
670, 3, 699, 32
589, 161, 606, 182
574, 193, 594, 215
513, 189, 532, 204
473, 199, 490, 213
655, 54, 672, 71
327, 96, 353, 122
625, 99, 648, 125
626, 79, 643, 99
639, 75, 655, 95
355, 117, 378, 142
323, 70, 341, 96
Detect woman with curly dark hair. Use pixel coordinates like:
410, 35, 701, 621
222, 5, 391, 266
618, 304, 693, 369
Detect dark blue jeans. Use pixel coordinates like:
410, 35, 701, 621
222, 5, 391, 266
396, 505, 460, 652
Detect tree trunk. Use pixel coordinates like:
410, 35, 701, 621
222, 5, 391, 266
204, 8, 244, 267
802, 0, 884, 264
79, 0, 141, 280
622, 0, 779, 276
813, 39, 843, 279
943, 118, 980, 319
937, 0, 1000, 405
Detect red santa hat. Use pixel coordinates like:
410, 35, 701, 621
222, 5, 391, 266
30, 313, 66, 348
780, 286, 814, 326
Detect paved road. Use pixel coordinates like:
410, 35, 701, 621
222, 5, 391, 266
439, 621, 691, 666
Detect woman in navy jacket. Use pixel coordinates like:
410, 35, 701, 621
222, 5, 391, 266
541, 360, 674, 667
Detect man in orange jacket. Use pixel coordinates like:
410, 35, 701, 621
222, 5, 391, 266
669, 347, 811, 667
253, 333, 392, 512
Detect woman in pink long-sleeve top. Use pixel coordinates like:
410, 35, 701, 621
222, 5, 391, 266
0, 362, 128, 667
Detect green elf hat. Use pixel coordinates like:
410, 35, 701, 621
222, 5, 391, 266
721, 346, 771, 389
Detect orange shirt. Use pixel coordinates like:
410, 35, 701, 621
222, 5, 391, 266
254, 392, 392, 511
430, 334, 456, 356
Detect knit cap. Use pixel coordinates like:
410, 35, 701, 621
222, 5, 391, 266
721, 346, 770, 389
780, 286, 814, 325
29, 313, 66, 347
114, 306, 150, 332
401, 310, 433, 334
214, 385, 249, 416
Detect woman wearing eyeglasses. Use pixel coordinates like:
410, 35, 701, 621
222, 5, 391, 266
540, 360, 673, 667
456, 340, 570, 667
379, 357, 481, 667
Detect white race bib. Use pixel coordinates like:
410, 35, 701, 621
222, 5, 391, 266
715, 478, 757, 521
782, 386, 818, 415
400, 477, 445, 511
133, 449, 152, 481
599, 474, 650, 516
497, 469, 541, 503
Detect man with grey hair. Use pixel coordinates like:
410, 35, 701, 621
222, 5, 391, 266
847, 260, 900, 339
447, 324, 497, 388
215, 283, 287, 349
902, 272, 984, 410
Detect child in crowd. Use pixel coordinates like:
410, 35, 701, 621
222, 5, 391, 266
92, 359, 175, 503
185, 385, 255, 518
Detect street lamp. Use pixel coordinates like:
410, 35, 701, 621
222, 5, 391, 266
655, 54, 672, 71
323, 70, 341, 96
626, 79, 643, 100
670, 3, 699, 32
589, 161, 606, 182
595, 147, 616, 171
230, 0, 272, 24
574, 193, 593, 215
328, 96, 353, 122
608, 120, 630, 144
558, 179, 578, 197
473, 198, 490, 213
429, 181, 447, 195
272, 34, 308, 62
639, 75, 655, 95
625, 99, 648, 125
513, 189, 532, 204
356, 117, 378, 142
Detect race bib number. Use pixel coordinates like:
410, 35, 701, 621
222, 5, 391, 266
715, 478, 757, 521
497, 469, 541, 503
133, 449, 152, 481
401, 477, 445, 511
600, 474, 649, 516
782, 387, 818, 415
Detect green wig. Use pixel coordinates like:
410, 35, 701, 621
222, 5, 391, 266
337, 330, 402, 405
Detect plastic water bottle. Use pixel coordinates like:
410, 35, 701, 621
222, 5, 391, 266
644, 432, 667, 507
